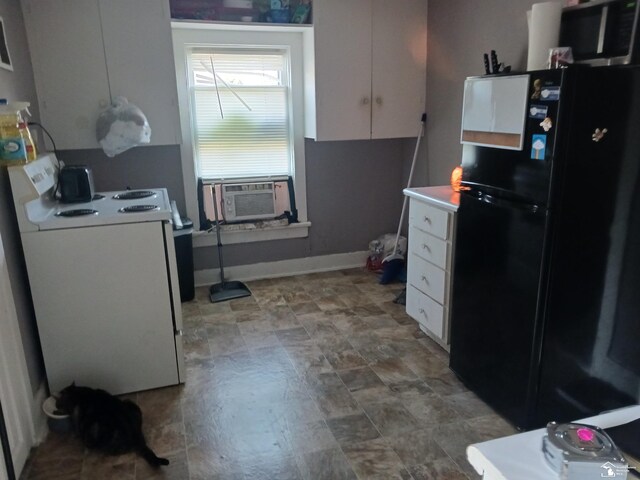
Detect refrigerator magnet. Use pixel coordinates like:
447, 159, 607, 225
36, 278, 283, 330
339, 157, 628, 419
531, 134, 547, 160
529, 105, 548, 119
592, 128, 608, 142
540, 117, 553, 132
531, 79, 542, 100
540, 86, 560, 101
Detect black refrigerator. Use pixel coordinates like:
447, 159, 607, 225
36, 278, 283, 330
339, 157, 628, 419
449, 65, 640, 430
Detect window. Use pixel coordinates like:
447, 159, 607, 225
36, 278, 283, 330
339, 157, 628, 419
188, 47, 292, 180
172, 24, 310, 243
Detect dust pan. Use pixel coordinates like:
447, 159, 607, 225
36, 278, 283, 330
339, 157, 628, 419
210, 280, 251, 303
209, 186, 251, 303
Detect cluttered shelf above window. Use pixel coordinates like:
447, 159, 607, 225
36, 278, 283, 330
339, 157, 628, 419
170, 0, 312, 25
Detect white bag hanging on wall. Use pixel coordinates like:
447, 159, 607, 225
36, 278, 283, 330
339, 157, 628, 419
96, 96, 151, 157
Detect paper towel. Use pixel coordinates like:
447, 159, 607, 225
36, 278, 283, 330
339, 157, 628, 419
527, 2, 563, 71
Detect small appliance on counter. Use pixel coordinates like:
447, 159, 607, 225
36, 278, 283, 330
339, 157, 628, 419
58, 165, 95, 203
560, 0, 640, 66
543, 422, 628, 479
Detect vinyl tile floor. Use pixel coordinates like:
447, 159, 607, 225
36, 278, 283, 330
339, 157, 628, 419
20, 269, 517, 480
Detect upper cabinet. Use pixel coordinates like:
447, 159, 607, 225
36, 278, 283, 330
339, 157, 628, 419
304, 0, 427, 141
22, 0, 181, 150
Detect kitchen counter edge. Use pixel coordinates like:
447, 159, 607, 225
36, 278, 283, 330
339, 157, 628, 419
403, 186, 460, 212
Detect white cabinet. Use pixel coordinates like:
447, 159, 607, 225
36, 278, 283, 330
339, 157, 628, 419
404, 186, 459, 349
22, 0, 181, 150
304, 0, 426, 141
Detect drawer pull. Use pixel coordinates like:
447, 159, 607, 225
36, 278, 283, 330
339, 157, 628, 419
419, 308, 428, 318
423, 216, 431, 223
421, 275, 429, 284
421, 243, 431, 252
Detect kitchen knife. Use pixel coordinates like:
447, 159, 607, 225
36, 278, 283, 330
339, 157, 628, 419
491, 50, 499, 74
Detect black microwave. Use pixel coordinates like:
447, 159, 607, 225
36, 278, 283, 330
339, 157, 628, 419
560, 0, 640, 65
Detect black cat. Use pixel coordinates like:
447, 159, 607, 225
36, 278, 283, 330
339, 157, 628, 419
55, 383, 169, 467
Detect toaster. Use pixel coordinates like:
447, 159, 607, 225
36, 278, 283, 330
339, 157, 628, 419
59, 165, 95, 203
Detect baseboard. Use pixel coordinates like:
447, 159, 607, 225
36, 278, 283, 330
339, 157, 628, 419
31, 381, 48, 444
194, 250, 369, 286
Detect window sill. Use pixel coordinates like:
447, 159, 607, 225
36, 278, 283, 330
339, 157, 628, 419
193, 221, 311, 247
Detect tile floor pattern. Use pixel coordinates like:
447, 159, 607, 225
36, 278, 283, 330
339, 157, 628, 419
20, 269, 517, 480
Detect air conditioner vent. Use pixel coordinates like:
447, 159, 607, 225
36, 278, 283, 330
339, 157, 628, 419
221, 182, 276, 221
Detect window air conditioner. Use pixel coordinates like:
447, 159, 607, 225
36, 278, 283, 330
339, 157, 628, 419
221, 182, 277, 222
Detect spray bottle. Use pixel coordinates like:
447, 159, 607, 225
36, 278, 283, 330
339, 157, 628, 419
0, 100, 37, 165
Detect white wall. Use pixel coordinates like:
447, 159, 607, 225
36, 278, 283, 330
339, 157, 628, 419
0, 0, 45, 394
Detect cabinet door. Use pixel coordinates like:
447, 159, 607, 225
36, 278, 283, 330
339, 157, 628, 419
312, 0, 372, 141
22, 0, 111, 150
100, 0, 181, 146
371, 0, 426, 139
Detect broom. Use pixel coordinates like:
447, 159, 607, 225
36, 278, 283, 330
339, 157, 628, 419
380, 113, 427, 284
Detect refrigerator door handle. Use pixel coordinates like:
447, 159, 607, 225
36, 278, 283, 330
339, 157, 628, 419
461, 189, 540, 214
482, 193, 540, 214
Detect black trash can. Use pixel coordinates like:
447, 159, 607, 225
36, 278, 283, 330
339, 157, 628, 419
173, 218, 194, 302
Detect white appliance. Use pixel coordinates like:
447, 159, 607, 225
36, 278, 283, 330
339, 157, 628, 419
8, 154, 185, 395
221, 182, 277, 221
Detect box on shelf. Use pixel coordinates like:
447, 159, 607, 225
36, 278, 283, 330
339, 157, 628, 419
224, 0, 252, 7
169, 0, 311, 23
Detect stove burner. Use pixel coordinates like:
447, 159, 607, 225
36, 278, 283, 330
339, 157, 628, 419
118, 205, 159, 213
113, 190, 156, 200
92, 194, 105, 201
55, 209, 99, 217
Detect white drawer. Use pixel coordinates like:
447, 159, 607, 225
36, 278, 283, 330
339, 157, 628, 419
406, 284, 445, 340
407, 252, 447, 304
408, 226, 449, 270
409, 199, 450, 240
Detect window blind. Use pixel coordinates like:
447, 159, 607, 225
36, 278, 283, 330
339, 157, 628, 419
188, 48, 292, 180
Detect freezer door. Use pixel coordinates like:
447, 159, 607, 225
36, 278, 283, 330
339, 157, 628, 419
449, 189, 548, 428
460, 69, 568, 207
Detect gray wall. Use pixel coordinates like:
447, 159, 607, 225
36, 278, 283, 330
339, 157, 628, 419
57, 145, 186, 214
425, 0, 540, 185
0, 0, 44, 394
195, 138, 408, 269
61, 139, 408, 271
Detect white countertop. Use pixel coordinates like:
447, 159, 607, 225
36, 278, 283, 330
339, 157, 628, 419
403, 186, 460, 211
467, 404, 640, 480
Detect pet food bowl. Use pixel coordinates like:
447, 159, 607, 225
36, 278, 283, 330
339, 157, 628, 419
42, 396, 72, 434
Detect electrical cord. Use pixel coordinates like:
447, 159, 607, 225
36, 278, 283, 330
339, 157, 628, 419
27, 121, 58, 163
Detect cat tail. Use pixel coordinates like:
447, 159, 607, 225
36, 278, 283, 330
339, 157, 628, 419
138, 445, 170, 467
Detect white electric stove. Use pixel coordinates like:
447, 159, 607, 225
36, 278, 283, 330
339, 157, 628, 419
8, 154, 185, 395
36, 188, 173, 229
